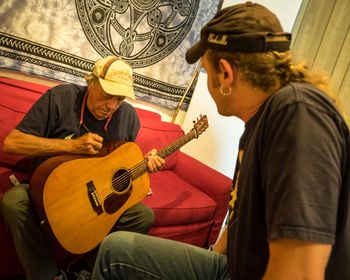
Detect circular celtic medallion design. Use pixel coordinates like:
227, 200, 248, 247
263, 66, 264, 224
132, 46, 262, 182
75, 0, 199, 68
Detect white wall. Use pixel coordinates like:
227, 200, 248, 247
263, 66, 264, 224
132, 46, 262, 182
181, 73, 244, 178
180, 0, 302, 178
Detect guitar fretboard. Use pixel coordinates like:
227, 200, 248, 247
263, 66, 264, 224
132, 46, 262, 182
130, 129, 198, 180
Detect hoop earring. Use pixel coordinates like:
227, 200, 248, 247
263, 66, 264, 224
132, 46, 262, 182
220, 85, 232, 96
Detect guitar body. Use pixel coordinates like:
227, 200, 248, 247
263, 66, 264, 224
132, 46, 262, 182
30, 142, 150, 254
29, 115, 209, 255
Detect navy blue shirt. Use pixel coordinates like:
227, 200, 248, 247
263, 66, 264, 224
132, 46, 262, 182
16, 83, 140, 171
227, 83, 350, 279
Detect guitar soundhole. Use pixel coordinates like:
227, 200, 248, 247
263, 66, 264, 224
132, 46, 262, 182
112, 169, 131, 193
104, 169, 132, 214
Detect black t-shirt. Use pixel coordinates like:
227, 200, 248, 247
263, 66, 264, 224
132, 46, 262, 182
16, 83, 140, 171
227, 83, 350, 279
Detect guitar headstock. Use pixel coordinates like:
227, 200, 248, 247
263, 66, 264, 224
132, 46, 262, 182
192, 115, 209, 138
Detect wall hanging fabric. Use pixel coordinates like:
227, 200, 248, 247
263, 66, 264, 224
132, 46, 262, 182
0, 0, 222, 110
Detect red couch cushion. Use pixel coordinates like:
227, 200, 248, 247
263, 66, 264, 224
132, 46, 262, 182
143, 171, 217, 225
0, 106, 30, 169
0, 77, 47, 169
135, 108, 161, 122
0, 77, 50, 94
0, 77, 48, 113
136, 119, 184, 170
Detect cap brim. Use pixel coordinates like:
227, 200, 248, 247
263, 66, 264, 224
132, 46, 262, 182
98, 78, 135, 100
185, 41, 206, 64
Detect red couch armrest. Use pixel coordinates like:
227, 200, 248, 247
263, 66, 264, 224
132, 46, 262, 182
173, 152, 231, 244
173, 152, 231, 200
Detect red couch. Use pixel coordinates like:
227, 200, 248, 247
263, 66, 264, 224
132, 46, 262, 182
0, 76, 231, 277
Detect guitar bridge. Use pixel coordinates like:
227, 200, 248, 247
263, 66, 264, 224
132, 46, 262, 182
87, 181, 103, 215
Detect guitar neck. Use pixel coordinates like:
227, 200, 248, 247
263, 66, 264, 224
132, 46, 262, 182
158, 129, 197, 159
130, 129, 198, 180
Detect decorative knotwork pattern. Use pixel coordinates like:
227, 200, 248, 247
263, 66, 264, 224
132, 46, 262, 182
75, 0, 198, 68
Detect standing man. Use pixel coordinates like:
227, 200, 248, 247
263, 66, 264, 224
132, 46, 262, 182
1, 56, 164, 280
91, 2, 350, 280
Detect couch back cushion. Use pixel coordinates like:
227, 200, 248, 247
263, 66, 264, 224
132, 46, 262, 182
136, 117, 184, 170
0, 77, 49, 169
135, 107, 161, 122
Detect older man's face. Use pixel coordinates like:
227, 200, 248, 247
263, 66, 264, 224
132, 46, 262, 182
87, 81, 125, 120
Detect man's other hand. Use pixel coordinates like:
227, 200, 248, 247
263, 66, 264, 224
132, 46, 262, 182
146, 149, 165, 172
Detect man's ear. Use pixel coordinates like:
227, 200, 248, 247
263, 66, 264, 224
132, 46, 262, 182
218, 58, 235, 86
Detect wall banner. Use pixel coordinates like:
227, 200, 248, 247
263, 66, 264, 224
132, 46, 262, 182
0, 0, 221, 110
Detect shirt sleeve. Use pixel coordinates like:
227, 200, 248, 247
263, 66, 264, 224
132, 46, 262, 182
129, 107, 140, 141
16, 90, 53, 137
260, 101, 344, 244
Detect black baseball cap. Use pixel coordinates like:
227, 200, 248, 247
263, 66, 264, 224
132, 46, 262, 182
185, 2, 291, 64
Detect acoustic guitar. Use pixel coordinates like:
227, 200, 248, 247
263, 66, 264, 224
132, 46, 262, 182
29, 115, 208, 254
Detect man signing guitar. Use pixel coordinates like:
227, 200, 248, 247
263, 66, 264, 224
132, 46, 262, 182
1, 56, 165, 280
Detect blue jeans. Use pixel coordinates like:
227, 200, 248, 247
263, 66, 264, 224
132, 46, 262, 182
1, 184, 154, 280
92, 231, 230, 280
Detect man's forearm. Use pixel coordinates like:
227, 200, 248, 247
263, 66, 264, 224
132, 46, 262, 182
3, 129, 73, 157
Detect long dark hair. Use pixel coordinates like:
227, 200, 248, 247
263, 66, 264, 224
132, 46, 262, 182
207, 49, 349, 126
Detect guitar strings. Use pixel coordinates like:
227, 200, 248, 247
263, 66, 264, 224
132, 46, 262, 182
94, 129, 201, 200
95, 143, 177, 198
96, 158, 148, 198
